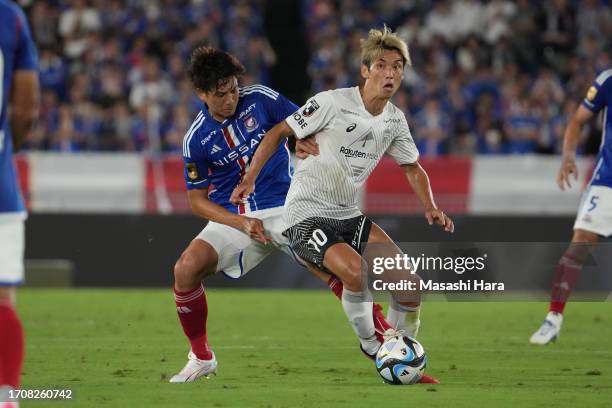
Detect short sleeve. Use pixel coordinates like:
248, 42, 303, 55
386, 114, 420, 165
285, 91, 336, 139
264, 91, 299, 124
14, 7, 38, 71
582, 69, 612, 115
183, 130, 210, 190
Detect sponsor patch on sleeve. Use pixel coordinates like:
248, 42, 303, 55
186, 163, 199, 180
302, 99, 320, 117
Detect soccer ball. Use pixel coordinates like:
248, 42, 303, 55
375, 335, 427, 385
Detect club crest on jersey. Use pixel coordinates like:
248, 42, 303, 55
243, 114, 259, 132
186, 163, 199, 180
302, 99, 320, 117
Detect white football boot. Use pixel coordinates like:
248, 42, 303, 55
529, 312, 563, 345
169, 351, 217, 383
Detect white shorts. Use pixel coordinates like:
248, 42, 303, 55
195, 206, 303, 279
0, 212, 26, 286
573, 185, 612, 237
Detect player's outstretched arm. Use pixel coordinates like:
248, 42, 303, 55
188, 189, 270, 244
402, 162, 454, 233
230, 120, 294, 204
557, 105, 593, 191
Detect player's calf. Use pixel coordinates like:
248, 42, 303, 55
328, 276, 392, 344
172, 240, 219, 364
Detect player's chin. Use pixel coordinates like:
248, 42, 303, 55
224, 107, 237, 116
381, 85, 396, 97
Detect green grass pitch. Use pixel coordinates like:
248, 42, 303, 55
17, 289, 612, 407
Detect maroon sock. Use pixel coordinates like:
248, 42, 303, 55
373, 303, 393, 333
173, 284, 212, 360
0, 303, 24, 388
549, 253, 582, 314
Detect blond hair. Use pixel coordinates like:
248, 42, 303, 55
360, 25, 411, 68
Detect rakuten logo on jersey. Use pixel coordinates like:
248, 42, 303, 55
339, 146, 378, 160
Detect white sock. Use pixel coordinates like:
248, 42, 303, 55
388, 299, 421, 338
0, 385, 15, 403
342, 289, 379, 354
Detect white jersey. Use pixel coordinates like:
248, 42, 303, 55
284, 86, 419, 227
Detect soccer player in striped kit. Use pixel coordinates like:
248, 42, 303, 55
0, 0, 39, 404
171, 47, 392, 382
530, 68, 612, 345
232, 27, 453, 383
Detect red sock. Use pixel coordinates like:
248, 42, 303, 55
0, 303, 24, 388
327, 276, 343, 300
549, 253, 582, 314
327, 276, 392, 335
173, 284, 212, 360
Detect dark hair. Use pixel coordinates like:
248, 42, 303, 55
187, 47, 246, 93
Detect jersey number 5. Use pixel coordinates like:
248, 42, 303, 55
587, 195, 600, 212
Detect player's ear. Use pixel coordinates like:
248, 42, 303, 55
195, 88, 207, 104
361, 64, 370, 80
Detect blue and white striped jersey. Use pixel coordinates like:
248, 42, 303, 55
0, 0, 37, 213
583, 68, 612, 187
183, 85, 298, 214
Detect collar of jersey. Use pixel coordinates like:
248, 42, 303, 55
353, 86, 389, 118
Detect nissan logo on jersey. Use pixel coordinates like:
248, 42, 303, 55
212, 131, 265, 166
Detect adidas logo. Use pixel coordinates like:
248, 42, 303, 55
210, 144, 222, 154
176, 306, 192, 314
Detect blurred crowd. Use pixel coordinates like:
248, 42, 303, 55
21, 0, 612, 156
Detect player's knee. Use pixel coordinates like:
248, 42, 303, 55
572, 229, 599, 244
567, 229, 599, 261
0, 287, 16, 306
341, 258, 366, 291
173, 251, 213, 287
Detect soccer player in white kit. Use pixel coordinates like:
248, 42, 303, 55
232, 27, 453, 383
530, 68, 612, 345
169, 47, 395, 383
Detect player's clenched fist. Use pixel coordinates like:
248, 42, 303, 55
230, 178, 255, 206
557, 158, 578, 191
239, 216, 270, 244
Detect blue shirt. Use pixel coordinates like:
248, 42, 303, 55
0, 0, 37, 213
183, 85, 297, 214
583, 68, 612, 187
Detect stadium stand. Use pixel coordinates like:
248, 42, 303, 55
21, 0, 611, 155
